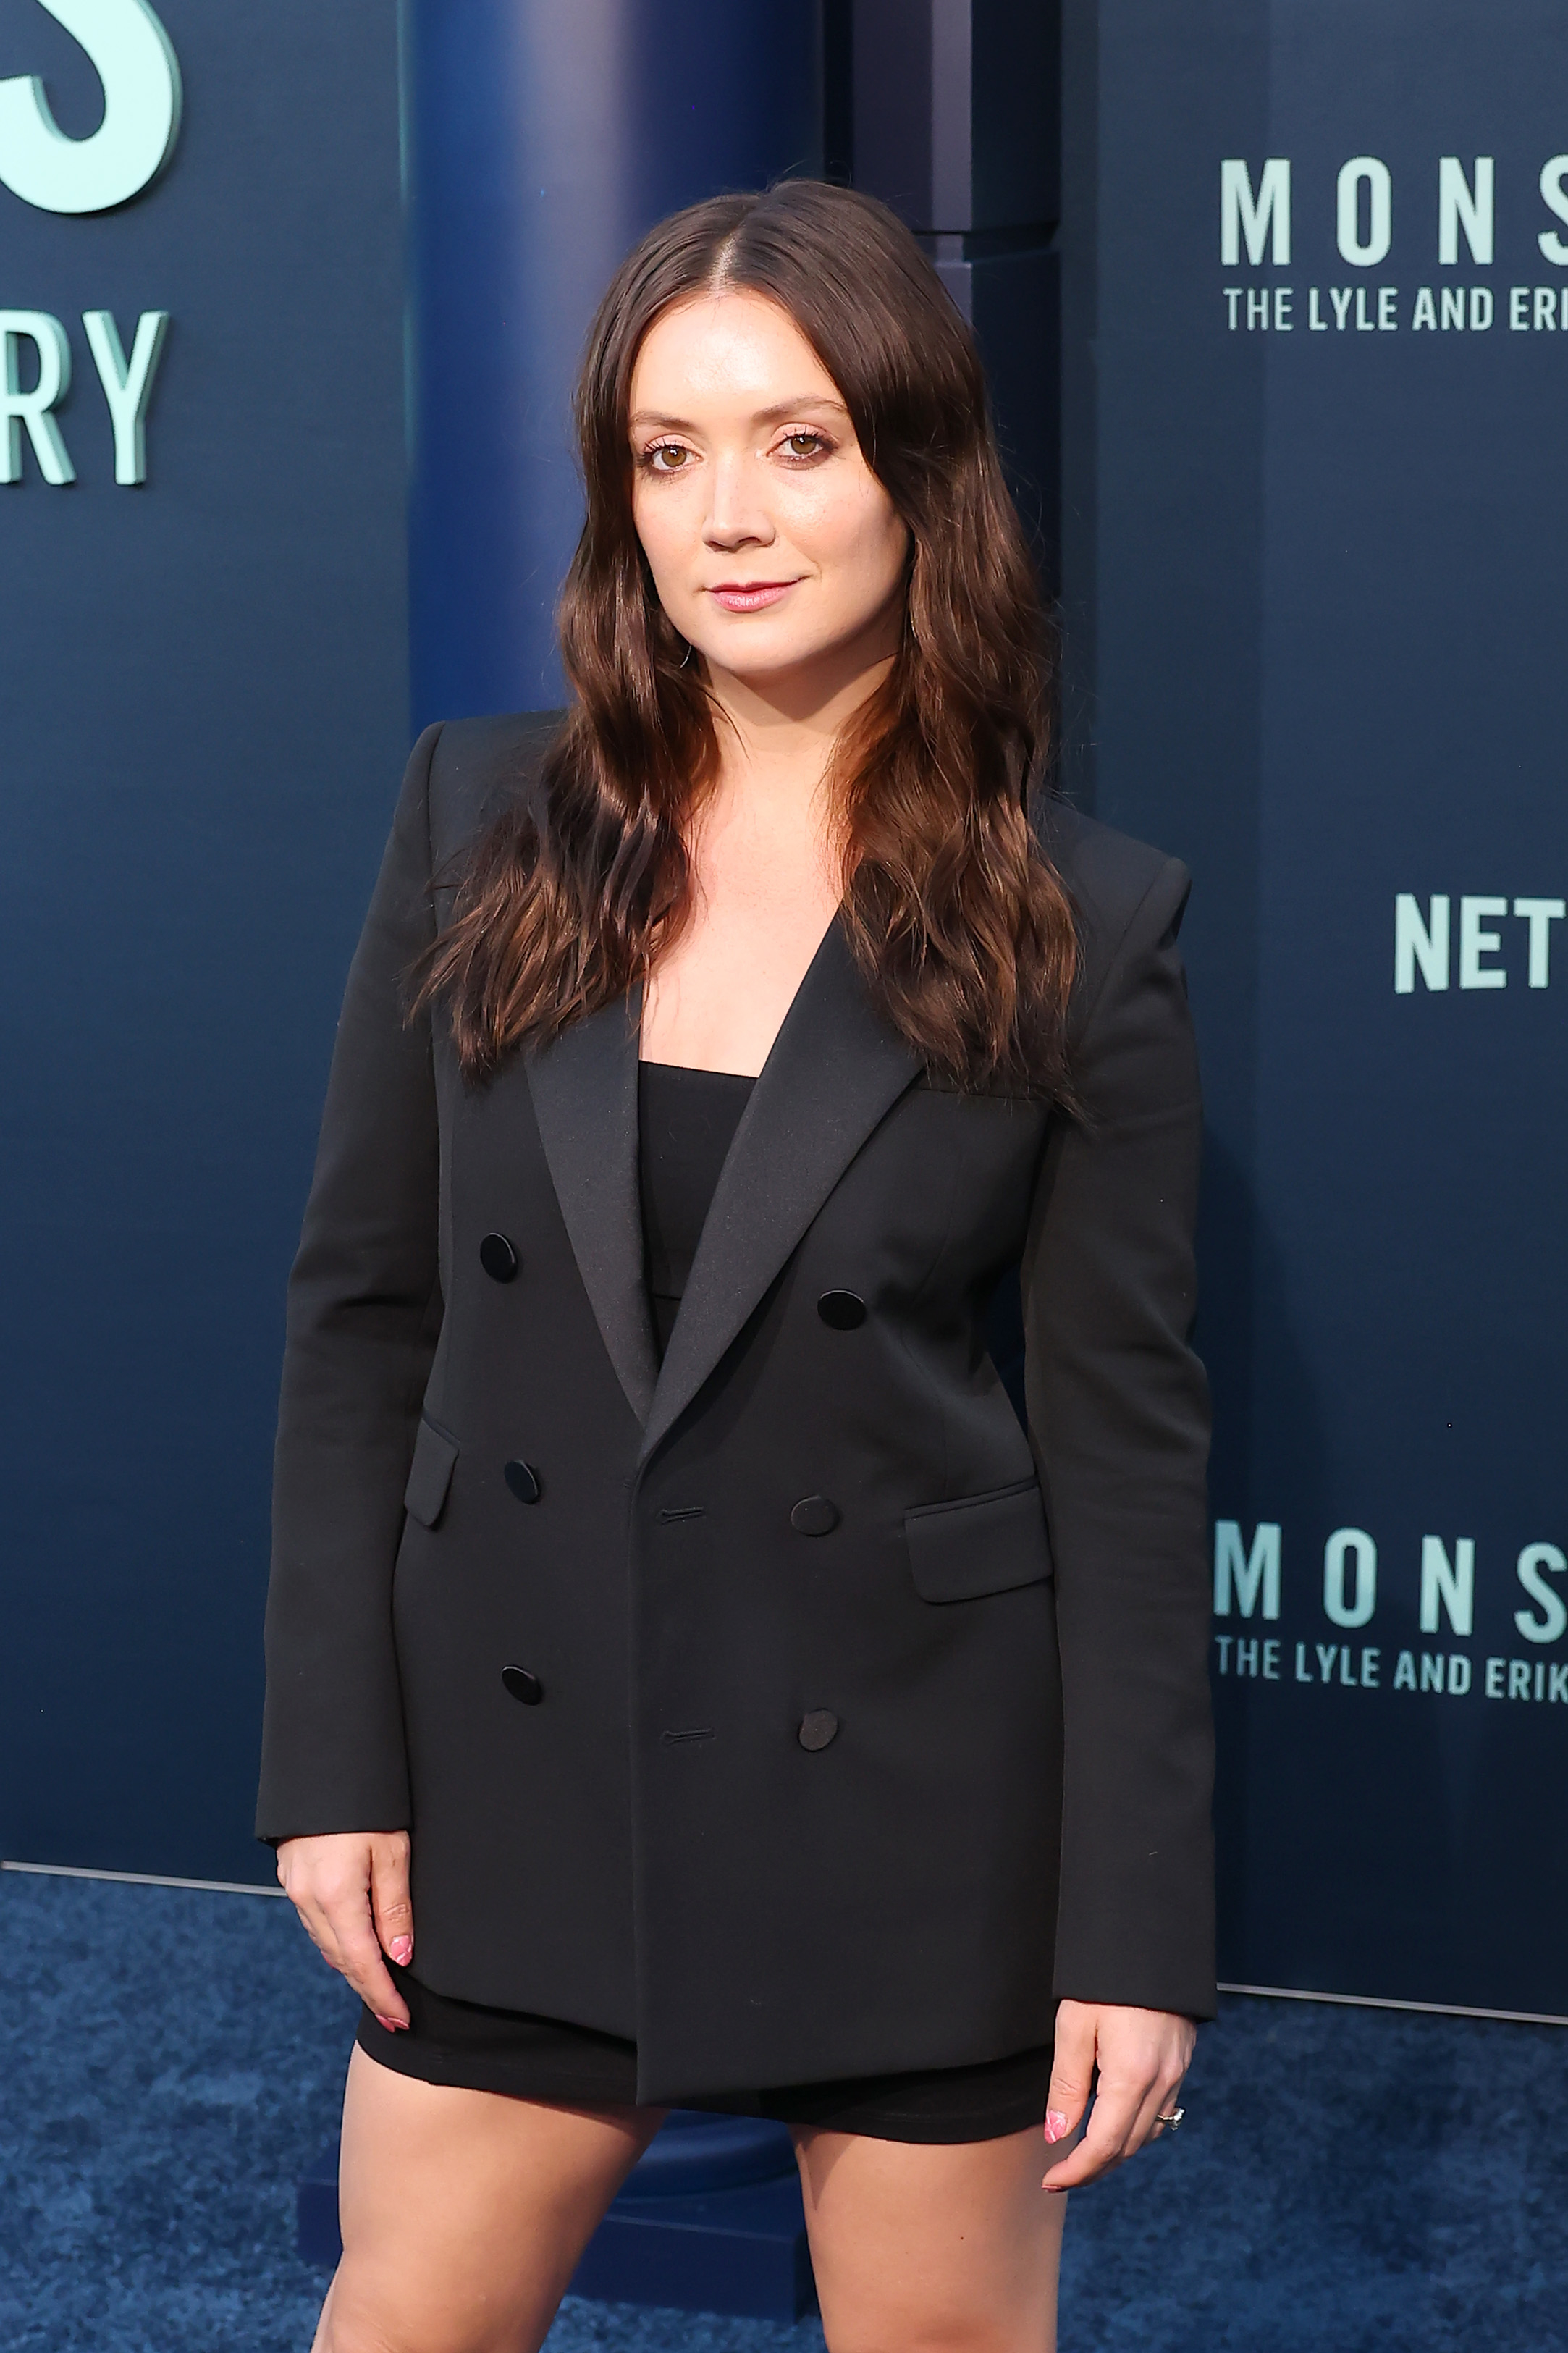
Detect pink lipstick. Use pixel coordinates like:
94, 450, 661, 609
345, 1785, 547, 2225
707, 579, 801, 613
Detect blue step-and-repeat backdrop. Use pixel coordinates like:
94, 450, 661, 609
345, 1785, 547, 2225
0, 0, 409, 1884
1, 0, 1561, 2021
1066, 0, 1567, 2017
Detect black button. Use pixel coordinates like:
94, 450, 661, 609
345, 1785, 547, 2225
502, 1665, 543, 1706
480, 1233, 519, 1283
790, 1495, 840, 1536
798, 1710, 839, 1751
817, 1289, 866, 1330
504, 1460, 541, 1504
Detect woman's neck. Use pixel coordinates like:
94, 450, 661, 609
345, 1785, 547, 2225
636, 623, 900, 1077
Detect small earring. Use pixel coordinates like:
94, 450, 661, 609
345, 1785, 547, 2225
678, 639, 694, 670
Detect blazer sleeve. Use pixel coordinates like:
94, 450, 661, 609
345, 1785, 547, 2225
255, 724, 444, 1842
1021, 855, 1216, 2019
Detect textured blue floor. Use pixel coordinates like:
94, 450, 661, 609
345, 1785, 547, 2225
2, 1869, 1564, 2350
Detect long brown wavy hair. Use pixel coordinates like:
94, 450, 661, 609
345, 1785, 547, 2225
421, 178, 1076, 1094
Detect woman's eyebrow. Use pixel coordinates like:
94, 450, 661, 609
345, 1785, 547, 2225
751, 396, 849, 424
627, 395, 850, 432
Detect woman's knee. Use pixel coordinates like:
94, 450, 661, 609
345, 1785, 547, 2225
314, 2262, 549, 2353
816, 2242, 1061, 2353
820, 2315, 1049, 2353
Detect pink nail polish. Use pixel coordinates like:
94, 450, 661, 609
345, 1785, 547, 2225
1043, 2110, 1070, 2144
389, 1937, 413, 1966
374, 2013, 400, 2032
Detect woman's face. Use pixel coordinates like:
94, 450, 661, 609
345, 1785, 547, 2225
628, 289, 910, 694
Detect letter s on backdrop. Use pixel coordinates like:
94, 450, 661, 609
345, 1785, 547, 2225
1515, 1544, 1568, 1646
0, 0, 180, 214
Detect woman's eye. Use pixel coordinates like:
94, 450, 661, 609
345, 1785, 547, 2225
645, 442, 692, 471
778, 432, 828, 461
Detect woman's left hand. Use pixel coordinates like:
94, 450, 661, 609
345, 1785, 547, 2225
1040, 1999, 1195, 2189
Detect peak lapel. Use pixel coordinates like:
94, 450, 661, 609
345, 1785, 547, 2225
525, 990, 659, 1425
639, 922, 922, 1464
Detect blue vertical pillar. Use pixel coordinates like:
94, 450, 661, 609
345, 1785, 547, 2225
842, 1, 1061, 586
405, 1, 822, 728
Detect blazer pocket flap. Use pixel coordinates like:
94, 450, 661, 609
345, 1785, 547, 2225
904, 1478, 1053, 1604
404, 1416, 459, 1528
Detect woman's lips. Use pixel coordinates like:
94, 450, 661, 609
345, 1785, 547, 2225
707, 579, 801, 613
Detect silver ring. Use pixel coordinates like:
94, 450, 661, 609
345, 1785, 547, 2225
1154, 2108, 1184, 2131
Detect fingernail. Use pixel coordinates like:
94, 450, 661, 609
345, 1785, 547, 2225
1043, 2110, 1070, 2144
389, 1937, 412, 1966
374, 2013, 401, 2032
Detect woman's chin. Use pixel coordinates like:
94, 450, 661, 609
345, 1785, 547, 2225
694, 626, 888, 701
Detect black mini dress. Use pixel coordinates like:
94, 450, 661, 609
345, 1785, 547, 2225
356, 1060, 1053, 2142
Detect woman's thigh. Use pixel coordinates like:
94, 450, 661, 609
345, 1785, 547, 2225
315, 2044, 666, 2353
794, 2123, 1068, 2353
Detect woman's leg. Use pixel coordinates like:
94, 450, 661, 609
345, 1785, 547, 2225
794, 2124, 1069, 2353
313, 2043, 666, 2353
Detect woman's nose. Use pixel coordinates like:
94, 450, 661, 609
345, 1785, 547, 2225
703, 456, 774, 550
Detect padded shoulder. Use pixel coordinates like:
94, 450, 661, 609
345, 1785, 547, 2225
1031, 794, 1191, 1037
1032, 794, 1172, 930
426, 709, 565, 878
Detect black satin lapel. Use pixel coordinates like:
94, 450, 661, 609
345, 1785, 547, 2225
525, 991, 659, 1424
639, 922, 922, 1463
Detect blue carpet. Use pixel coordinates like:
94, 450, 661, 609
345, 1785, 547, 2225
1, 1870, 1563, 2350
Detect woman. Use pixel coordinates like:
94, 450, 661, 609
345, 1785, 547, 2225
260, 180, 1213, 2353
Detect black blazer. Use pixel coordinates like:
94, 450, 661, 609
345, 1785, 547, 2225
258, 712, 1215, 2103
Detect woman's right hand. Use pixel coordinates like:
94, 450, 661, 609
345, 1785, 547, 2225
275, 1830, 414, 2032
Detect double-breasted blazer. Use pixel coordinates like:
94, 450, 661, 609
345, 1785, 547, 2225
257, 710, 1215, 2104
